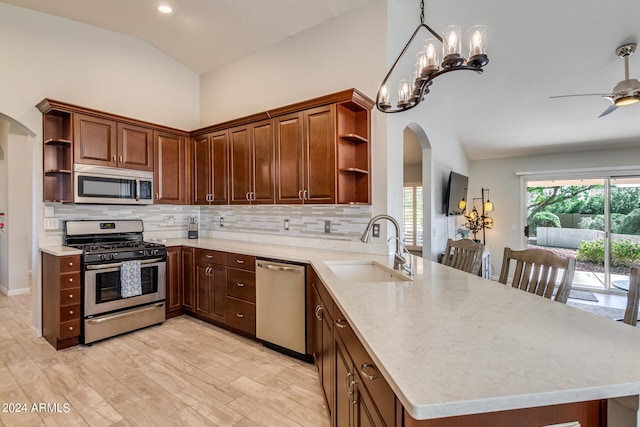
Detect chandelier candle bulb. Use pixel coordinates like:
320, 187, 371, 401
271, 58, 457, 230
378, 84, 391, 109
467, 25, 489, 67
398, 79, 411, 107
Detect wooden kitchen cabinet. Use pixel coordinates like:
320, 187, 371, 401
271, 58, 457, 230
229, 120, 275, 204
334, 306, 396, 427
182, 247, 194, 312
41, 253, 81, 350
225, 252, 256, 336
165, 246, 183, 318
73, 113, 154, 171
38, 102, 73, 202
336, 99, 371, 204
308, 268, 335, 423
194, 249, 226, 323
275, 105, 336, 204
154, 130, 187, 204
192, 129, 229, 205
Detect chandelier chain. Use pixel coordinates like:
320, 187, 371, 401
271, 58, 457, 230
419, 0, 424, 24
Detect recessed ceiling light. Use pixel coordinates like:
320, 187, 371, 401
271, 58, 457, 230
157, 5, 172, 14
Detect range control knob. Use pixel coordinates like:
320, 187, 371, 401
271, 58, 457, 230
109, 253, 116, 260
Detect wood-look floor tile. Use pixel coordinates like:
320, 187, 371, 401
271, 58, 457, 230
0, 291, 327, 427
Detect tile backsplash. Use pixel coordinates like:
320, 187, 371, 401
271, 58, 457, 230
42, 203, 386, 253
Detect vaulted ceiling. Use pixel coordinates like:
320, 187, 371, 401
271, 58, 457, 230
4, 0, 640, 160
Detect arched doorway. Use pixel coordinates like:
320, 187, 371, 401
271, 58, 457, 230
402, 123, 431, 258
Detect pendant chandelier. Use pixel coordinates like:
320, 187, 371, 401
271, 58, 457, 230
376, 0, 489, 113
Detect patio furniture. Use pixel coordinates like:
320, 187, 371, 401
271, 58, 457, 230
441, 238, 484, 274
623, 267, 639, 326
498, 247, 576, 303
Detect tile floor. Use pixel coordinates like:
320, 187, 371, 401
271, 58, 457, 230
0, 292, 329, 427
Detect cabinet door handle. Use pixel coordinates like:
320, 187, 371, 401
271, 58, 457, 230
119, 155, 123, 163
251, 192, 256, 201
314, 304, 323, 320
236, 282, 245, 287
113, 155, 116, 162
298, 190, 303, 200
335, 319, 347, 329
155, 193, 159, 200
303, 189, 308, 200
360, 363, 378, 380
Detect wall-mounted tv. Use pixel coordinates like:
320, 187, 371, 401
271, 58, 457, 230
445, 171, 469, 216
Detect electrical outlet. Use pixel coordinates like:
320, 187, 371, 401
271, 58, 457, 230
284, 219, 289, 230
372, 223, 380, 238
167, 216, 175, 226
44, 218, 59, 230
220, 217, 224, 227
324, 220, 331, 234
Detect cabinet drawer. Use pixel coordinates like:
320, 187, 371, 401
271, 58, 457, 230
60, 304, 81, 322
227, 253, 255, 271
195, 248, 226, 265
225, 297, 256, 335
59, 255, 81, 273
227, 268, 256, 302
59, 319, 80, 339
335, 308, 396, 426
60, 287, 81, 305
59, 272, 80, 289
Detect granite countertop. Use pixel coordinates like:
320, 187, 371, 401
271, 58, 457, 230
41, 237, 640, 420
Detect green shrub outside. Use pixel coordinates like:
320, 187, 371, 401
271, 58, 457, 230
529, 212, 561, 237
617, 209, 640, 235
576, 238, 640, 267
577, 213, 626, 233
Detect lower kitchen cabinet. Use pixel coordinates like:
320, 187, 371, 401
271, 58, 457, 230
182, 247, 194, 312
165, 246, 183, 318
225, 252, 256, 336
308, 268, 335, 423
194, 250, 226, 323
41, 253, 81, 350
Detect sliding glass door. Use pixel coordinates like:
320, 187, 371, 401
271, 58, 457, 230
525, 175, 640, 292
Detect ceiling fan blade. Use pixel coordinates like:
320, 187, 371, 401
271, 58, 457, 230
598, 103, 618, 118
549, 93, 611, 98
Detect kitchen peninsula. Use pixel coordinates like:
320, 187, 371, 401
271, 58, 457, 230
159, 237, 640, 426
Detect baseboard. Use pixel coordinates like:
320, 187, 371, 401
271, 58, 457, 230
6, 287, 30, 296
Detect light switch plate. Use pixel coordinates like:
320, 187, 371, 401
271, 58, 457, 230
324, 220, 331, 234
44, 218, 59, 230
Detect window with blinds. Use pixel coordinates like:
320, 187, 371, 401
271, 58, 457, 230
403, 185, 423, 249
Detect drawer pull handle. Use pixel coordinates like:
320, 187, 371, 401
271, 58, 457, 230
236, 282, 245, 287
68, 262, 74, 266
236, 259, 244, 264
68, 278, 73, 282
236, 313, 244, 318
335, 319, 347, 329
68, 294, 73, 299
69, 310, 74, 315
68, 326, 74, 331
360, 363, 378, 380
206, 254, 213, 259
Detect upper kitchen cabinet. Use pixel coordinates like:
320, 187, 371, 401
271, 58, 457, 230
74, 114, 153, 171
192, 130, 229, 205
229, 120, 275, 205
275, 105, 336, 204
37, 100, 73, 202
336, 98, 372, 204
154, 130, 188, 204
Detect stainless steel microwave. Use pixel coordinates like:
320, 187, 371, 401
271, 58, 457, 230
73, 164, 153, 205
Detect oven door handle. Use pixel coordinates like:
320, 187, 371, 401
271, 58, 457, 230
85, 257, 166, 270
86, 301, 165, 324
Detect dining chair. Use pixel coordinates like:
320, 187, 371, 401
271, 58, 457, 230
441, 238, 484, 274
623, 267, 639, 326
498, 247, 576, 303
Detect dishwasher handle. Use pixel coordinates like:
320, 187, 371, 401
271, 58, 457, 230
257, 262, 302, 273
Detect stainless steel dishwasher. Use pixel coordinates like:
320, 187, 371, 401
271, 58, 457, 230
256, 259, 306, 355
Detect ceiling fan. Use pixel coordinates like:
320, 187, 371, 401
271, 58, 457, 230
551, 43, 640, 118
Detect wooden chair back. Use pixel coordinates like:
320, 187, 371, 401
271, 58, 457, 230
624, 267, 640, 326
441, 238, 484, 274
498, 247, 576, 303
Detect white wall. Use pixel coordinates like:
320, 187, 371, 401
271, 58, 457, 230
469, 146, 640, 278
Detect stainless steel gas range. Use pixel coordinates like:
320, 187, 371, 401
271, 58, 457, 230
64, 219, 166, 344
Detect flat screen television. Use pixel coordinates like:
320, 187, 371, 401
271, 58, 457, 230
445, 171, 469, 216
